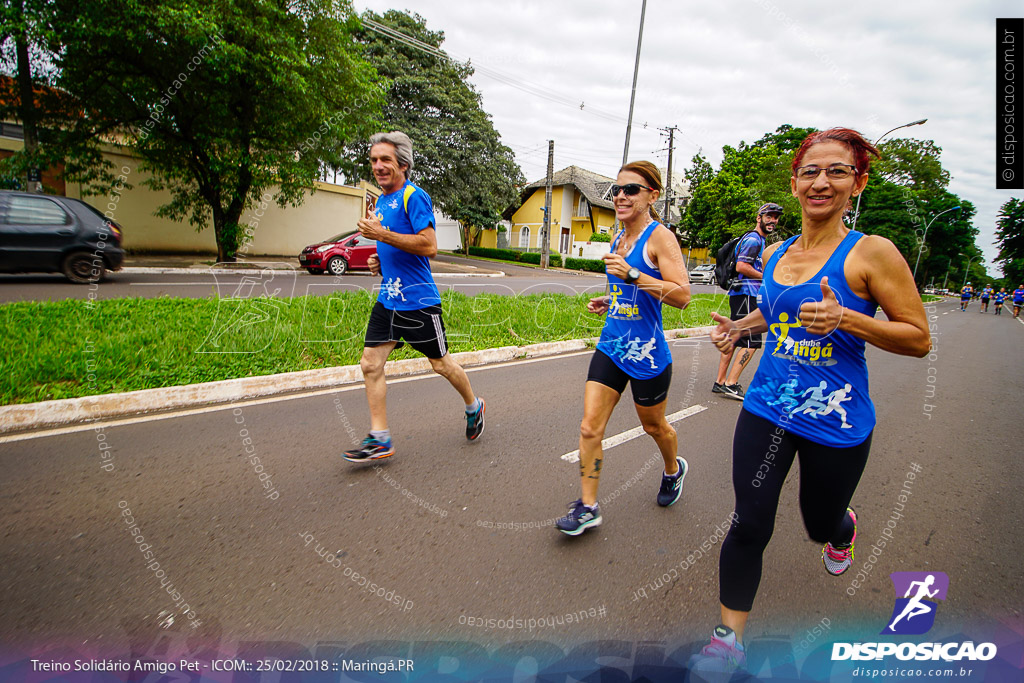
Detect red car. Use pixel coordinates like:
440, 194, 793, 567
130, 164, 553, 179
299, 230, 377, 275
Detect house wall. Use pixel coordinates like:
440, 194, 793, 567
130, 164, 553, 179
2, 137, 373, 257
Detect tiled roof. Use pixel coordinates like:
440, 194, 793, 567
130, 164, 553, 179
522, 165, 617, 210
506, 165, 683, 224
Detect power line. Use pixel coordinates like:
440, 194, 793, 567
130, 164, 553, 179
362, 16, 658, 134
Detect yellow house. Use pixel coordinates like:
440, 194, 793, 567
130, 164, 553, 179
491, 164, 710, 265
490, 166, 618, 255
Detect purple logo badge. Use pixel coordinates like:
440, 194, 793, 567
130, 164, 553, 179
881, 571, 949, 635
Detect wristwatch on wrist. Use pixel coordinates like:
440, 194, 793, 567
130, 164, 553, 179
624, 267, 641, 284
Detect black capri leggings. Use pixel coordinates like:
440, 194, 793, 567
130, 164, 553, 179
719, 408, 872, 612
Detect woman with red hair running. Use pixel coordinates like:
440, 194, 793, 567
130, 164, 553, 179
690, 128, 931, 674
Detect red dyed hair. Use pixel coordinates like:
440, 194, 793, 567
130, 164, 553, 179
791, 128, 881, 175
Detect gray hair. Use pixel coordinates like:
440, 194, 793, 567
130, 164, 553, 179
369, 131, 414, 172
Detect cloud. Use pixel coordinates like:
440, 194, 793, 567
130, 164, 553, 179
358, 0, 1020, 272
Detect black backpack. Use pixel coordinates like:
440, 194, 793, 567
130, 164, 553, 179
714, 231, 754, 291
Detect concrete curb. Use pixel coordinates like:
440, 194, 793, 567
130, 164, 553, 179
0, 326, 714, 435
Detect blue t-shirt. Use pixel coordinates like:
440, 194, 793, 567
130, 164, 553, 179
1014, 288, 1024, 304
960, 286, 973, 300
374, 181, 440, 310
596, 221, 672, 379
995, 291, 1007, 304
981, 287, 993, 300
731, 231, 765, 297
744, 231, 878, 448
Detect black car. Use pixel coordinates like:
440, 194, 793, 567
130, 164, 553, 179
0, 190, 125, 283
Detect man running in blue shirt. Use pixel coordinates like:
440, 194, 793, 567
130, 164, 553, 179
960, 283, 973, 312
980, 285, 993, 313
994, 288, 1007, 316
342, 131, 485, 462
1014, 285, 1024, 318
713, 203, 780, 400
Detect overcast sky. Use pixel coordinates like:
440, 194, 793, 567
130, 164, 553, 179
358, 0, 1020, 276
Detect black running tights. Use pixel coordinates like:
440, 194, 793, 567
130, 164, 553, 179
719, 408, 872, 612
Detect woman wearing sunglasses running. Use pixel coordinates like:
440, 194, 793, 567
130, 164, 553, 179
555, 161, 691, 535
690, 129, 931, 673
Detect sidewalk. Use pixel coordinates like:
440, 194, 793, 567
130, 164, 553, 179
121, 253, 505, 276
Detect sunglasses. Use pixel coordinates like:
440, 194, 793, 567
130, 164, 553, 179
611, 183, 654, 197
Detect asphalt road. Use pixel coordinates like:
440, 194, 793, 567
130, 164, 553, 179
1, 296, 1020, 666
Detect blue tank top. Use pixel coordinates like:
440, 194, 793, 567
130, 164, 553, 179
743, 231, 877, 447
596, 221, 672, 379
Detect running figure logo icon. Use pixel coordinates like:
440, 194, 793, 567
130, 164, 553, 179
882, 571, 949, 635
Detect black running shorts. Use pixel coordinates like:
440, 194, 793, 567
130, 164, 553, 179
730, 294, 762, 349
364, 301, 448, 359
586, 349, 672, 407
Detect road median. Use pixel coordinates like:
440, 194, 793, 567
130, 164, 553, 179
0, 327, 713, 435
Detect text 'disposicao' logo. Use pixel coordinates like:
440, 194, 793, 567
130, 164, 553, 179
882, 571, 948, 635
832, 570, 997, 664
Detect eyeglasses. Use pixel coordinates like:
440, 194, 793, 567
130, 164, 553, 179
611, 183, 654, 197
794, 164, 858, 181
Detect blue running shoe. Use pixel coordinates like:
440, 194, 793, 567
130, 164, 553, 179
466, 397, 486, 440
343, 435, 394, 462
555, 499, 602, 536
657, 456, 688, 507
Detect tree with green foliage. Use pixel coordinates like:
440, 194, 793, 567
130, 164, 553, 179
995, 197, 1024, 286
681, 125, 814, 251
1, 0, 120, 193
45, 0, 383, 261
342, 10, 523, 255
681, 126, 991, 288
856, 138, 984, 287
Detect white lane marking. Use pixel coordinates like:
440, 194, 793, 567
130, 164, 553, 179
0, 350, 594, 444
559, 404, 709, 463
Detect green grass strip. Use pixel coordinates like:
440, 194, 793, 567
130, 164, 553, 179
1, 291, 729, 405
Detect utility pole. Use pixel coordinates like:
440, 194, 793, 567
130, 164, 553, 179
660, 125, 677, 224
541, 140, 553, 269
616, 0, 647, 235
621, 0, 647, 167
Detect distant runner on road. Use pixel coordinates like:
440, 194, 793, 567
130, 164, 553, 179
554, 161, 691, 536
994, 288, 1007, 316
980, 285, 993, 313
960, 283, 973, 312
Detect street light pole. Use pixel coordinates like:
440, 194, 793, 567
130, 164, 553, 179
913, 205, 960, 282
942, 256, 954, 291
961, 254, 976, 291
851, 118, 927, 230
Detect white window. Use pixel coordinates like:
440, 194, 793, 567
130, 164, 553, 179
518, 226, 531, 248
5, 196, 69, 225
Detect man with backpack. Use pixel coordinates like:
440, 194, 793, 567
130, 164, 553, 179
712, 203, 781, 400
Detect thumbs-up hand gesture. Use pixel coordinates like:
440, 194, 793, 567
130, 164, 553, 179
799, 276, 844, 335
358, 203, 386, 241
709, 312, 741, 354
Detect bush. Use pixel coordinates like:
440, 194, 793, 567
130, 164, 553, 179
468, 246, 520, 260
565, 257, 606, 273
589, 232, 611, 243
516, 252, 562, 267
467, 247, 560, 267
